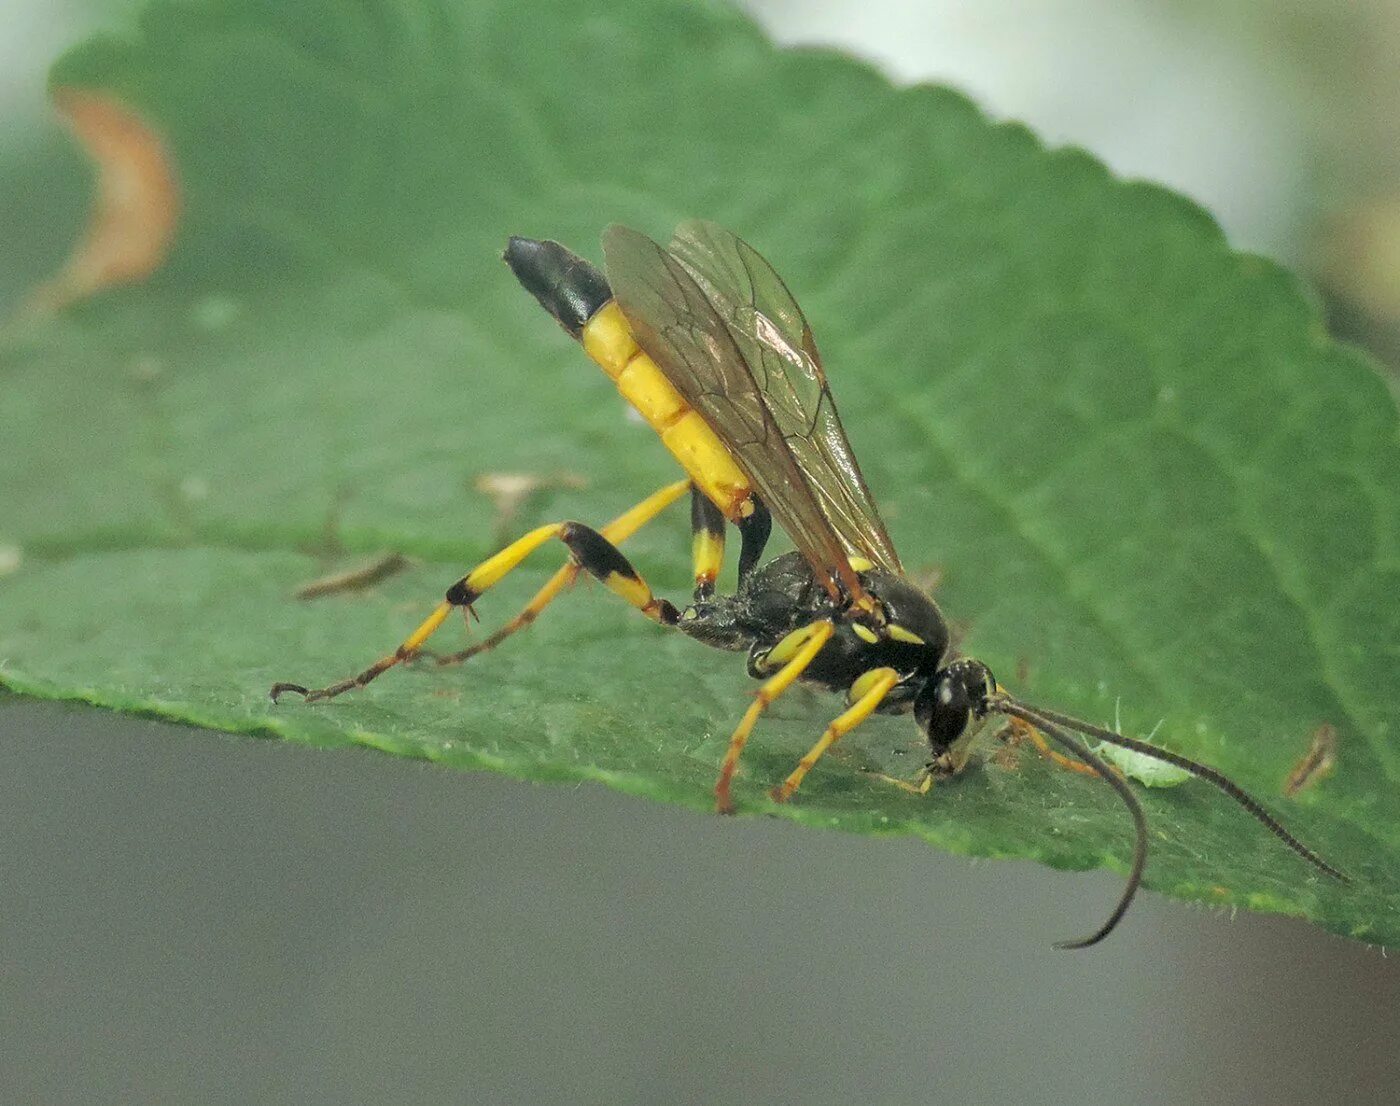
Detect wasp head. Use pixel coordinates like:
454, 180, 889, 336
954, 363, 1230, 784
914, 658, 998, 777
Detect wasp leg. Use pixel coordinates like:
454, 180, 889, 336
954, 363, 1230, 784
270, 597, 456, 703
270, 491, 687, 704
770, 668, 900, 803
429, 479, 691, 668
736, 496, 772, 586
690, 488, 774, 598
714, 620, 835, 814
875, 770, 934, 796
690, 488, 726, 601
1006, 714, 1115, 778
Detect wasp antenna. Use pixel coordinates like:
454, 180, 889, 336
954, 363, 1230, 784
1009, 699, 1349, 884
998, 703, 1148, 949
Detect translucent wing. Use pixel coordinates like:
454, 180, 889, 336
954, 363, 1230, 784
601, 224, 867, 600
665, 219, 902, 572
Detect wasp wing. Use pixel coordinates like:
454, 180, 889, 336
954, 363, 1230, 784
665, 220, 902, 572
601, 223, 866, 600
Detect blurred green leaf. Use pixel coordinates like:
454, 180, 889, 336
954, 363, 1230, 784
3, 0, 1398, 943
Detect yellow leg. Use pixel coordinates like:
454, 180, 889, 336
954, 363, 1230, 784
1007, 714, 1112, 778
876, 770, 934, 796
771, 668, 900, 803
871, 715, 1105, 797
432, 479, 691, 667
270, 480, 690, 704
270, 598, 456, 703
714, 621, 834, 814
689, 487, 726, 599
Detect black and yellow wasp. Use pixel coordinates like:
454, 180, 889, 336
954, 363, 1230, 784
273, 220, 1344, 946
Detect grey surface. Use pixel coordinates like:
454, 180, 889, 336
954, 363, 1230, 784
2, 698, 1397, 1106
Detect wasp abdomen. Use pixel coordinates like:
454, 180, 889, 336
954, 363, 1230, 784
506, 235, 756, 523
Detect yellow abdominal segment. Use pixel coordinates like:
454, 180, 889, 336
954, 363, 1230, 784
581, 301, 753, 520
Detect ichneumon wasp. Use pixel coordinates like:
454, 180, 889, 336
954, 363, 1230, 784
272, 220, 1346, 946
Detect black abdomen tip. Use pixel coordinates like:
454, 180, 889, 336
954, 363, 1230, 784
504, 235, 612, 338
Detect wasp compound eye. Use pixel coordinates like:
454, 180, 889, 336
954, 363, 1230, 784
965, 661, 995, 715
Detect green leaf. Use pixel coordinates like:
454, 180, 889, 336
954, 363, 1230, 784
3, 0, 1398, 943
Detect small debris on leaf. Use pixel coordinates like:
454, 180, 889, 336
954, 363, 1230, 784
1284, 723, 1339, 798
295, 552, 411, 600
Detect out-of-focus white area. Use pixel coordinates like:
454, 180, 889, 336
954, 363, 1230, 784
0, 0, 107, 138
744, 0, 1308, 256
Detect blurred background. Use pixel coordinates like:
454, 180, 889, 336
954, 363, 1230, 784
3, 1, 1399, 1103
754, 0, 1400, 373
9, 0, 1400, 370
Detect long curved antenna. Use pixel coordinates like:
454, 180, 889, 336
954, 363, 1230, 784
998, 703, 1148, 948
1010, 699, 1348, 884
